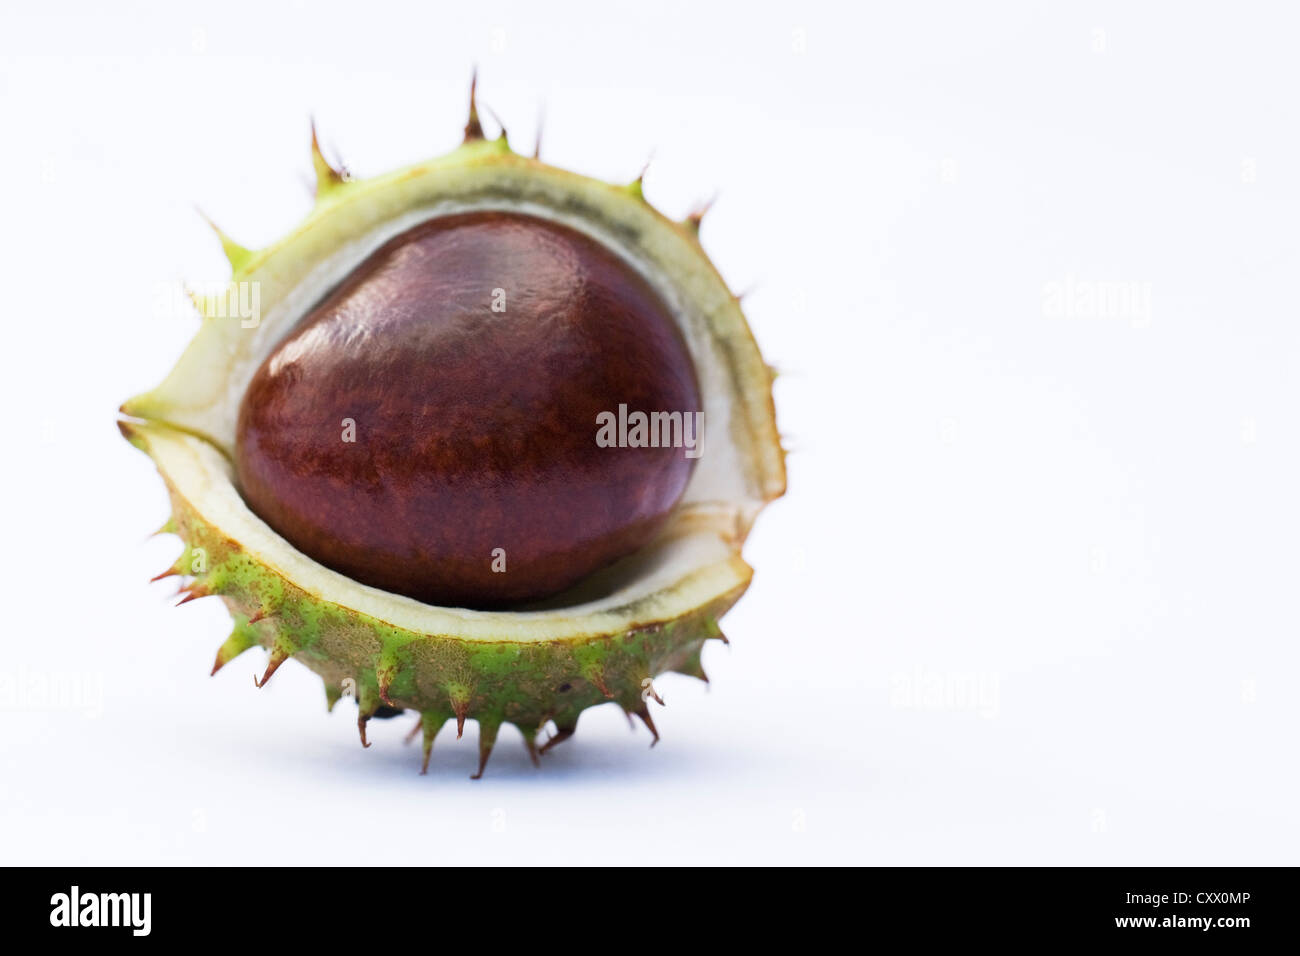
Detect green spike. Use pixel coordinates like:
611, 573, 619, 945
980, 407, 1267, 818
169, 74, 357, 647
471, 718, 501, 779
419, 709, 451, 774
310, 120, 346, 199
463, 70, 483, 142
447, 682, 472, 738
518, 723, 541, 767
630, 702, 660, 746
673, 645, 709, 683
480, 100, 510, 151
252, 636, 294, 688
683, 196, 715, 235
702, 617, 728, 644
356, 680, 382, 748
199, 210, 254, 273
625, 156, 652, 201
210, 619, 260, 676
149, 551, 187, 582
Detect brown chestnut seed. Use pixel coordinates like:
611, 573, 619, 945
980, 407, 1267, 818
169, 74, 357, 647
235, 211, 701, 610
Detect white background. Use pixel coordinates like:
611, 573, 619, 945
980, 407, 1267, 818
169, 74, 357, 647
2, 1, 1297, 865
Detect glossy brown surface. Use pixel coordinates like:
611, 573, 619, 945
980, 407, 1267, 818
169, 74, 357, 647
235, 211, 700, 609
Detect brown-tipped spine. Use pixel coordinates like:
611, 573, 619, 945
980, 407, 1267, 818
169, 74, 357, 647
463, 70, 484, 142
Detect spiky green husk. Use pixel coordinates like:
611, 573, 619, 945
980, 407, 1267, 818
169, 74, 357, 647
127, 421, 735, 777
121, 82, 784, 778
